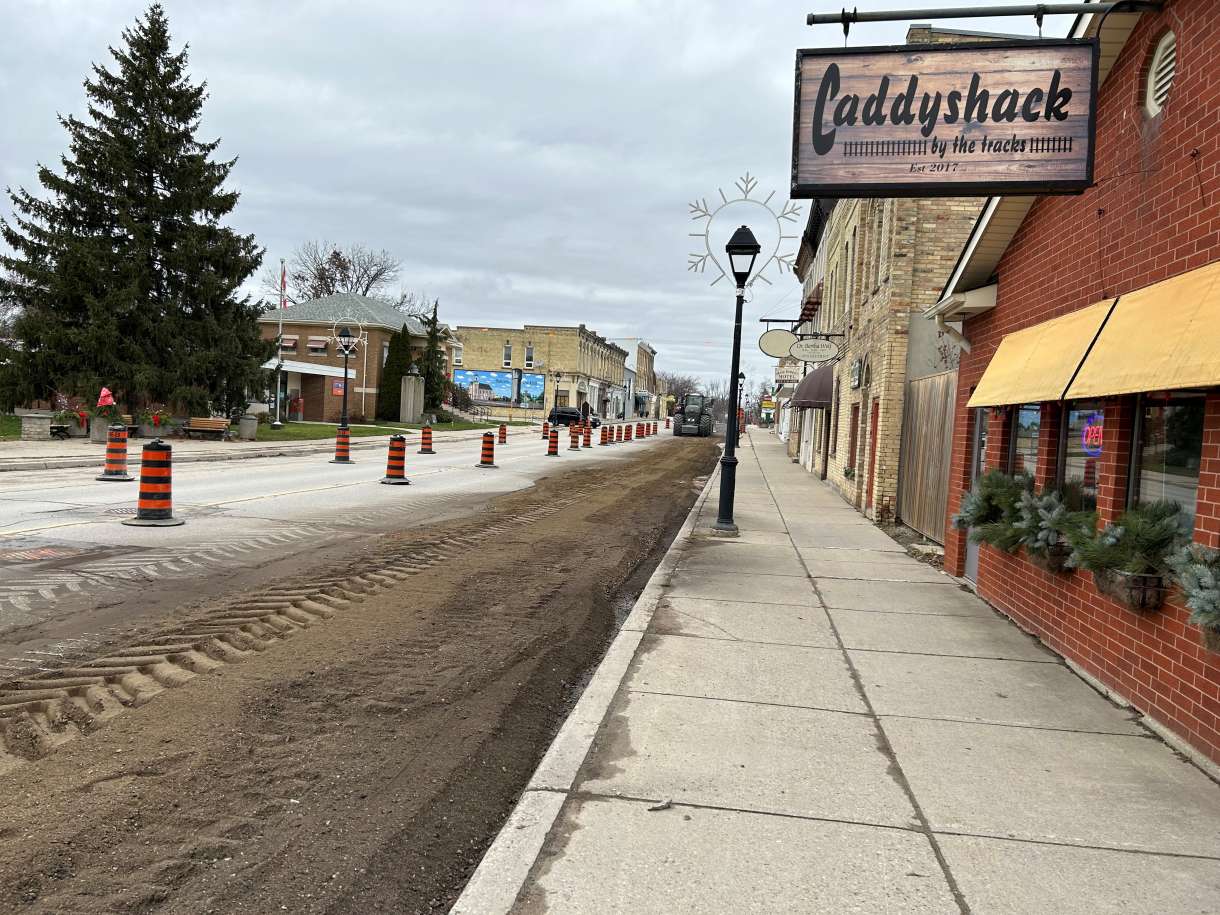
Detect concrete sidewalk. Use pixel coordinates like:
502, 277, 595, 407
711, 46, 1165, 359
454, 431, 1220, 914
0, 424, 532, 472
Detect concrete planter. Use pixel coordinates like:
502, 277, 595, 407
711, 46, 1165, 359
1092, 569, 1167, 613
238, 414, 259, 441
88, 416, 110, 443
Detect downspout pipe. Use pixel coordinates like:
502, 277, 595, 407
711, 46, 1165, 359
936, 313, 971, 353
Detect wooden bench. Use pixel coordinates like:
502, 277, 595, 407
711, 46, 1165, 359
120, 414, 140, 438
180, 417, 231, 440
50, 423, 72, 440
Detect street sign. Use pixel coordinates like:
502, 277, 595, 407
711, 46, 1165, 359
789, 338, 839, 362
791, 39, 1098, 198
759, 329, 798, 358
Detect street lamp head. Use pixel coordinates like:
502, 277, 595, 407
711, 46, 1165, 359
337, 326, 355, 351
725, 225, 761, 288
737, 371, 746, 381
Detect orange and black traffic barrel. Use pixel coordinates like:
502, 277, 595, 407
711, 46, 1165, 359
419, 425, 435, 454
599, 425, 610, 446
582, 421, 592, 448
616, 424, 623, 443
568, 423, 581, 451
96, 423, 134, 482
625, 423, 633, 442
122, 439, 183, 527
541, 420, 550, 440
547, 426, 560, 456
381, 435, 410, 485
476, 431, 498, 469
331, 426, 352, 464
498, 423, 507, 445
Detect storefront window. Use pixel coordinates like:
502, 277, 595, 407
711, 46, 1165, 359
1009, 404, 1040, 476
1058, 401, 1104, 511
1130, 392, 1205, 526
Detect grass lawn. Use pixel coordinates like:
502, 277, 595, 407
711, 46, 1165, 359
0, 414, 20, 441
375, 419, 535, 432
238, 421, 404, 442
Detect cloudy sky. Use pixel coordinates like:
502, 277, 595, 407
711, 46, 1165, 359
3, 1, 1055, 388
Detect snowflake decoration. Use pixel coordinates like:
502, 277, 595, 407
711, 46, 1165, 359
688, 172, 802, 287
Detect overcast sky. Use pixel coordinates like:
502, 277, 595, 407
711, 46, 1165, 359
2, 1, 1058, 389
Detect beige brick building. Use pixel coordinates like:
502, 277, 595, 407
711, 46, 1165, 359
453, 324, 627, 420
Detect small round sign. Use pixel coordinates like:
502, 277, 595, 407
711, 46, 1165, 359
759, 329, 798, 358
788, 338, 839, 362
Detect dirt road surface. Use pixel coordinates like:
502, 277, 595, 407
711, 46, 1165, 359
0, 438, 718, 914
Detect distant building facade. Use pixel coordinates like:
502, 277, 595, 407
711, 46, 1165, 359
453, 324, 627, 420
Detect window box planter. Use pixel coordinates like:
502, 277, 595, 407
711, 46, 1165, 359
1092, 569, 1168, 613
1027, 544, 1071, 574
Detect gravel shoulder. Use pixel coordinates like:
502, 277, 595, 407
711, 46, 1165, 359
0, 438, 718, 914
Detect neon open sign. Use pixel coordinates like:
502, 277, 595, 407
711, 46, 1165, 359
1081, 412, 1104, 457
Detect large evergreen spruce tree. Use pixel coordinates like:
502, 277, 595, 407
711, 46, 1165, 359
0, 3, 271, 415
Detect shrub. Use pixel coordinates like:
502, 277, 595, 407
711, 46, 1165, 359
1066, 500, 1185, 575
1167, 544, 1220, 632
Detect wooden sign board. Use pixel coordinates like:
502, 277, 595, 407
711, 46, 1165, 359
791, 39, 1098, 198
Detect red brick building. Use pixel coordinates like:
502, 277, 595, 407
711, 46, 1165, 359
928, 0, 1220, 767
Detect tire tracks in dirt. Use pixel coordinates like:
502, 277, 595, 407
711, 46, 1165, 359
0, 438, 718, 914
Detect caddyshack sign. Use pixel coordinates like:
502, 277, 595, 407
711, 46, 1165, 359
791, 39, 1098, 198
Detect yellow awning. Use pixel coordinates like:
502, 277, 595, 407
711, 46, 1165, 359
1065, 259, 1220, 399
966, 299, 1116, 408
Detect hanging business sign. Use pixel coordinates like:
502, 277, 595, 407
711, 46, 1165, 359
789, 338, 839, 362
759, 328, 799, 358
791, 38, 1098, 198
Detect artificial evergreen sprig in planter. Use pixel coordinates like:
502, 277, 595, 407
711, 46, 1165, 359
1066, 501, 1185, 612
952, 469, 1032, 546
1014, 489, 1097, 573
1167, 543, 1220, 653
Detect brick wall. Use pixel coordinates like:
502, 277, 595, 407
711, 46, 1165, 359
943, 0, 1220, 765
261, 323, 394, 422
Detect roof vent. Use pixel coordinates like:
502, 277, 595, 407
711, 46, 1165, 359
1145, 31, 1176, 117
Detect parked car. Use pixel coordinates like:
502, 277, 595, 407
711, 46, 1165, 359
587, 413, 602, 428
547, 406, 584, 427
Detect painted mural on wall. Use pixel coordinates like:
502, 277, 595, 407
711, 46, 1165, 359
453, 369, 545, 408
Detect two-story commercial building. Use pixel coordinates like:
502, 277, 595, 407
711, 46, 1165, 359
609, 338, 659, 418
452, 324, 627, 420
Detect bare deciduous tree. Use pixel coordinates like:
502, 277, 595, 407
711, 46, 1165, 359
262, 241, 404, 306
657, 371, 699, 399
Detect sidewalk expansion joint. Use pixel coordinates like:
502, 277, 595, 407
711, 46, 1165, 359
875, 711, 1149, 739
627, 688, 872, 717
931, 828, 1220, 862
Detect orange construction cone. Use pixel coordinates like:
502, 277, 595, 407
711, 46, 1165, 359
616, 424, 624, 443
626, 423, 633, 442
330, 427, 352, 464
498, 423, 507, 445
568, 423, 581, 451
381, 435, 410, 485
541, 420, 550, 440
96, 423, 134, 482
122, 439, 183, 527
547, 426, 560, 456
582, 421, 592, 448
599, 425, 609, 446
419, 425, 435, 454
476, 431, 497, 469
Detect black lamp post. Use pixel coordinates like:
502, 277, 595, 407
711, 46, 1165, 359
337, 326, 356, 430
714, 225, 760, 535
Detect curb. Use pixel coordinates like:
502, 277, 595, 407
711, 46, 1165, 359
450, 460, 720, 914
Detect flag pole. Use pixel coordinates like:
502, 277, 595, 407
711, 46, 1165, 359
272, 257, 286, 429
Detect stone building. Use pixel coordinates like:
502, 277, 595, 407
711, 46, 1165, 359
609, 338, 659, 418
784, 26, 988, 526
258, 293, 442, 423
453, 324, 627, 420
